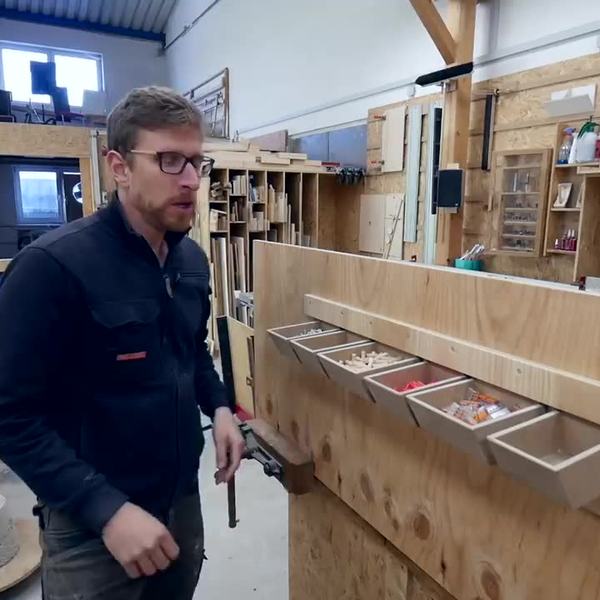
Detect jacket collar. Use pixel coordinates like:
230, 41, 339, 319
101, 192, 189, 251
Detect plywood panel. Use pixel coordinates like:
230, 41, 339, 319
290, 482, 454, 600
227, 317, 254, 416
0, 123, 91, 158
359, 195, 386, 254
255, 243, 600, 600
382, 106, 406, 173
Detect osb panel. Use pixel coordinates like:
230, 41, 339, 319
472, 52, 600, 94
290, 482, 454, 600
256, 244, 600, 600
0, 123, 91, 158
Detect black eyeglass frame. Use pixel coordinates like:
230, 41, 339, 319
129, 150, 215, 177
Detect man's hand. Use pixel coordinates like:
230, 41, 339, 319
213, 407, 245, 484
102, 503, 180, 578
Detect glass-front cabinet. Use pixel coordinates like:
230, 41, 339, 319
489, 149, 552, 256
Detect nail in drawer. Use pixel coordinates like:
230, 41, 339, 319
318, 342, 417, 401
364, 361, 463, 425
489, 411, 600, 508
268, 321, 339, 361
407, 379, 544, 463
290, 330, 367, 375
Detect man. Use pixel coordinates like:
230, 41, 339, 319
0, 86, 244, 599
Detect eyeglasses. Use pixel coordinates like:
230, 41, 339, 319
129, 150, 214, 177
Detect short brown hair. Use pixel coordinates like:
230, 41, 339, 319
107, 86, 203, 156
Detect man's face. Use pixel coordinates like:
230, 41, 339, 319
118, 125, 203, 233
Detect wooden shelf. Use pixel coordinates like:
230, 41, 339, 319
547, 249, 576, 255
503, 221, 537, 226
210, 200, 228, 204
210, 230, 228, 234
555, 162, 600, 169
504, 207, 538, 212
497, 248, 536, 255
501, 192, 540, 196
551, 208, 581, 212
502, 166, 542, 171
230, 193, 247, 197
502, 234, 536, 240
230, 220, 246, 224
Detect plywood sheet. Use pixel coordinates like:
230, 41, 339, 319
359, 195, 386, 254
255, 243, 600, 600
290, 482, 454, 600
227, 317, 254, 417
0, 123, 90, 158
382, 106, 406, 173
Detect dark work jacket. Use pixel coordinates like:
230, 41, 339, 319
0, 197, 228, 534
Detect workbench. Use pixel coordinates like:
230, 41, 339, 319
254, 242, 600, 600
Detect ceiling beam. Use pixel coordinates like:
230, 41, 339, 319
409, 0, 457, 65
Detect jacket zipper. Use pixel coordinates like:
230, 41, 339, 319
162, 264, 180, 517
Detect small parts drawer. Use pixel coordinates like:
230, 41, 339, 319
318, 342, 417, 401
364, 361, 463, 425
290, 330, 367, 374
489, 411, 600, 508
268, 321, 338, 361
407, 379, 545, 463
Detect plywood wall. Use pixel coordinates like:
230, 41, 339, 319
255, 243, 600, 600
290, 482, 454, 600
366, 53, 600, 282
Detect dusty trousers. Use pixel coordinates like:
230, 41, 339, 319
39, 488, 205, 600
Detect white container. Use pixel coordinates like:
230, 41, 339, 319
576, 131, 598, 163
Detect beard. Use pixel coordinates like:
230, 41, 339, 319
143, 195, 196, 233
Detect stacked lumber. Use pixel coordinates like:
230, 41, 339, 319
204, 137, 325, 173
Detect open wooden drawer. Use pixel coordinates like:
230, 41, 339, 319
406, 379, 545, 463
489, 411, 600, 508
268, 321, 338, 361
318, 342, 417, 400
364, 361, 463, 425
290, 330, 367, 374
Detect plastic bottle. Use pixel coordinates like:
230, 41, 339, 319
558, 128, 575, 164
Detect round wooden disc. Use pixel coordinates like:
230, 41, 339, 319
0, 520, 41, 593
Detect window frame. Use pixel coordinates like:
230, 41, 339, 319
0, 40, 104, 108
13, 165, 67, 226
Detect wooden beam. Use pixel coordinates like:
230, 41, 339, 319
409, 0, 457, 65
435, 0, 477, 265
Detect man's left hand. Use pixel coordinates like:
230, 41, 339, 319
213, 407, 245, 484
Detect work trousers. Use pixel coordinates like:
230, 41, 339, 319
38, 489, 205, 600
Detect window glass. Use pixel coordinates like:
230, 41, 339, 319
1, 49, 49, 103
17, 171, 61, 223
55, 54, 99, 107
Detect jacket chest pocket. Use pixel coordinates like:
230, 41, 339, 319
90, 299, 162, 385
174, 272, 210, 341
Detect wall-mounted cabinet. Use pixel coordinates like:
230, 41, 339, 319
488, 149, 552, 257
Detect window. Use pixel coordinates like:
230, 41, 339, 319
0, 43, 102, 108
14, 168, 65, 225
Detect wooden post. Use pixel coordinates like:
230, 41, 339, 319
435, 0, 477, 265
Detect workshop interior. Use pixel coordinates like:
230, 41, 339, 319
2, 0, 600, 598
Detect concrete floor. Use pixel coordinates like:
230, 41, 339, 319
1, 432, 289, 599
